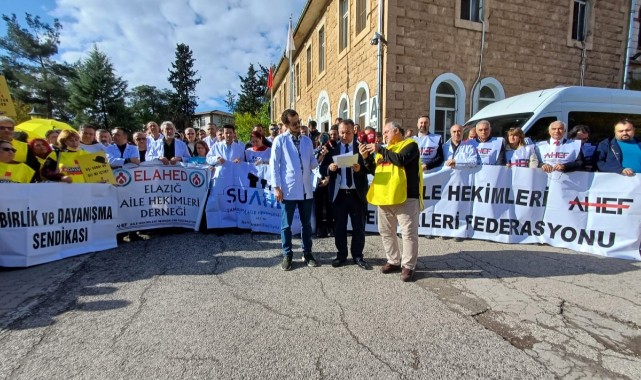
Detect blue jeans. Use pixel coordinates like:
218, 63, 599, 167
281, 199, 314, 257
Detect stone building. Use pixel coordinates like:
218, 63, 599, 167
271, 0, 632, 139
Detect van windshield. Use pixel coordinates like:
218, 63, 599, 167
464, 112, 534, 139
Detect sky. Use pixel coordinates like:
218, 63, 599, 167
0, 0, 307, 112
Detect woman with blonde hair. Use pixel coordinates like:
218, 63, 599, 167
41, 129, 87, 183
505, 127, 538, 168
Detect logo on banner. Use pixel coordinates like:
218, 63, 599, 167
568, 196, 633, 215
113, 169, 132, 186
189, 172, 205, 187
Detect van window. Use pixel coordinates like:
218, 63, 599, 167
525, 117, 558, 143
568, 112, 641, 143
464, 112, 534, 138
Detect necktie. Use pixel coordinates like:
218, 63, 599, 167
554, 140, 560, 146
345, 144, 353, 188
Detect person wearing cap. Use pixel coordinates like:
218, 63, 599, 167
535, 121, 584, 173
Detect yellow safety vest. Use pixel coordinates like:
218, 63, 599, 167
0, 162, 35, 183
58, 150, 87, 183
367, 139, 424, 208
11, 140, 28, 163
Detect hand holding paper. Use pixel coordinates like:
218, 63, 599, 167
332, 153, 358, 168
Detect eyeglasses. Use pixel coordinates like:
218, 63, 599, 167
0, 147, 17, 153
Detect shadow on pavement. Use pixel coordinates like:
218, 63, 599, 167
413, 249, 641, 280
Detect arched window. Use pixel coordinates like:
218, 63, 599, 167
430, 73, 466, 139
353, 81, 370, 127
316, 91, 331, 132
338, 93, 349, 121
471, 77, 505, 115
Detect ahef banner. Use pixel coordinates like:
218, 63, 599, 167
113, 164, 211, 233
418, 167, 641, 261
0, 183, 118, 267
205, 162, 301, 234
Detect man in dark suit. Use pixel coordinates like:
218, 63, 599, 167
320, 119, 372, 270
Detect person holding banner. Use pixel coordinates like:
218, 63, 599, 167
443, 124, 478, 169
595, 119, 641, 176
207, 124, 245, 166
414, 115, 444, 171
321, 119, 372, 270
467, 120, 505, 165
568, 125, 597, 171
184, 127, 198, 156
79, 124, 106, 153
146, 121, 191, 165
145, 121, 164, 147
106, 127, 140, 168
536, 121, 584, 173
361, 121, 423, 282
245, 131, 271, 164
505, 128, 538, 168
0, 140, 35, 183
41, 130, 86, 183
133, 132, 147, 163
270, 109, 319, 271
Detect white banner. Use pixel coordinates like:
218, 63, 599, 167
417, 167, 641, 260
0, 183, 118, 267
113, 164, 211, 233
205, 162, 301, 234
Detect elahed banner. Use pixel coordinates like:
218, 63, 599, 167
0, 183, 118, 267
113, 164, 211, 233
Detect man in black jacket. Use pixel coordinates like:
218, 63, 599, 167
320, 119, 372, 270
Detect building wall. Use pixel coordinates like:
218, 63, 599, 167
273, 0, 380, 133
386, 0, 629, 134
191, 113, 234, 129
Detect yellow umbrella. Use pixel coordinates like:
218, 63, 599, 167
15, 119, 76, 141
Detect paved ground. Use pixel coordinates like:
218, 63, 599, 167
1, 230, 640, 379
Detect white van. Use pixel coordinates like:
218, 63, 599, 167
463, 86, 641, 143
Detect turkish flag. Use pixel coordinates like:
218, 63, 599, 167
267, 66, 273, 90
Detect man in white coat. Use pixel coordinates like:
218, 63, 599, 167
146, 121, 191, 164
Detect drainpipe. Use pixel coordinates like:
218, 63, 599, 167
469, 8, 487, 119
624, 0, 637, 89
375, 0, 384, 131
579, 1, 592, 86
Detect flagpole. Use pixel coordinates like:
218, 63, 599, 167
270, 65, 274, 121
288, 15, 294, 110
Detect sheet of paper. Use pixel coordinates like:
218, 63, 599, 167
333, 153, 358, 168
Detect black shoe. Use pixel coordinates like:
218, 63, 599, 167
454, 237, 464, 242
316, 227, 327, 238
354, 258, 372, 270
327, 228, 334, 237
331, 258, 347, 268
426, 235, 435, 239
281, 256, 293, 271
303, 253, 320, 267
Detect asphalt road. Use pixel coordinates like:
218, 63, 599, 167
1, 230, 640, 379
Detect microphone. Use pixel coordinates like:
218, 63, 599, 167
357, 131, 376, 144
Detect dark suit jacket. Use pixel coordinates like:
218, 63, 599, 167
321, 140, 370, 204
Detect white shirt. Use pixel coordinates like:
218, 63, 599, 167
206, 141, 246, 165
146, 133, 165, 148
146, 138, 191, 162
105, 143, 139, 167
79, 142, 106, 153
269, 131, 318, 200
202, 136, 218, 149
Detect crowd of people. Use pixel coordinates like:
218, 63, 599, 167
2, 112, 640, 281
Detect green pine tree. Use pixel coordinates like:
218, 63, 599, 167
68, 46, 131, 129
168, 43, 200, 130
